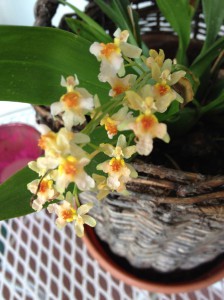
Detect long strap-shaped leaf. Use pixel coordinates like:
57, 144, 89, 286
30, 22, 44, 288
66, 18, 112, 43
201, 0, 224, 54
0, 168, 36, 220
190, 37, 224, 78
59, 0, 107, 36
0, 26, 109, 105
93, 0, 139, 47
155, 0, 193, 64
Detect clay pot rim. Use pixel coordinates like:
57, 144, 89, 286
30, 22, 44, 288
83, 227, 224, 294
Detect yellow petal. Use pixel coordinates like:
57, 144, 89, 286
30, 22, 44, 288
77, 203, 93, 216
83, 215, 97, 227
75, 222, 84, 238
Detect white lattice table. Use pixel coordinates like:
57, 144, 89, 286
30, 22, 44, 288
0, 212, 224, 300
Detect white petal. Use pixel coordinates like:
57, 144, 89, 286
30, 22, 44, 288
76, 87, 92, 99
75, 221, 84, 238
120, 42, 142, 58
82, 215, 96, 227
70, 144, 89, 161
63, 111, 86, 130
60, 75, 67, 87
89, 42, 102, 58
47, 203, 58, 214
125, 90, 143, 111
72, 133, 90, 144
117, 134, 127, 149
107, 175, 120, 190
75, 172, 95, 191
65, 191, 74, 205
169, 71, 186, 85
162, 59, 172, 72
153, 123, 167, 140
55, 218, 66, 229
113, 106, 129, 121
151, 62, 161, 82
37, 156, 59, 170
27, 179, 39, 194
127, 163, 138, 178
97, 161, 110, 172
136, 136, 153, 156
123, 145, 136, 159
77, 203, 93, 216
28, 161, 39, 173
55, 175, 69, 193
113, 28, 121, 38
50, 102, 63, 116
99, 143, 114, 157
32, 199, 43, 212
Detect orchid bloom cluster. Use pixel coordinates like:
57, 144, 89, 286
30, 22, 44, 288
27, 28, 187, 237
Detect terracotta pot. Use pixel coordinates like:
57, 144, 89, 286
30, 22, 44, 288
83, 227, 224, 294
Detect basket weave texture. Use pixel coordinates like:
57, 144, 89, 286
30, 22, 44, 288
80, 162, 224, 272
34, 0, 224, 272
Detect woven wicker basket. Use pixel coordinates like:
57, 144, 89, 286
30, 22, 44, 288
34, 0, 224, 273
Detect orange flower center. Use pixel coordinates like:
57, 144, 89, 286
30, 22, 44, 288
137, 114, 158, 132
39, 180, 49, 193
64, 162, 77, 175
155, 83, 170, 96
62, 92, 80, 108
113, 85, 127, 96
38, 132, 56, 150
105, 118, 118, 137
110, 158, 125, 172
60, 156, 77, 176
100, 43, 119, 58
62, 208, 76, 221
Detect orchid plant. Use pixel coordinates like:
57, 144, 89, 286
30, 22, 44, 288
27, 28, 183, 236
0, 0, 224, 238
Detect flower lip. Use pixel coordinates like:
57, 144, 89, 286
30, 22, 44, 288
103, 117, 118, 137
62, 207, 76, 222
59, 156, 77, 176
61, 92, 80, 108
155, 83, 171, 96
39, 179, 52, 193
109, 157, 125, 172
137, 114, 158, 132
100, 42, 120, 59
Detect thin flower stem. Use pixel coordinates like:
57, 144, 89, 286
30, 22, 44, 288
135, 72, 151, 88
127, 133, 135, 145
89, 149, 100, 159
88, 143, 99, 150
73, 185, 81, 208
82, 97, 122, 135
123, 56, 145, 73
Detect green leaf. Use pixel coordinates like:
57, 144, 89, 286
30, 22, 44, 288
93, 0, 139, 47
190, 37, 224, 78
59, 0, 107, 36
156, 100, 180, 122
155, 0, 192, 64
0, 26, 109, 105
166, 106, 200, 137
66, 18, 112, 43
201, 91, 224, 115
0, 167, 36, 220
201, 0, 224, 54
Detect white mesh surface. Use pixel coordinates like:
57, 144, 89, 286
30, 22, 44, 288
0, 212, 224, 300
0, 105, 224, 300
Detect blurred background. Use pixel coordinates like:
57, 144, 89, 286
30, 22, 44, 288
0, 0, 87, 113
0, 0, 87, 25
